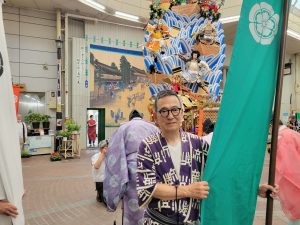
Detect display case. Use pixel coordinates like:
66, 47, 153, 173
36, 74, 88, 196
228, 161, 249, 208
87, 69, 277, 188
27, 135, 54, 155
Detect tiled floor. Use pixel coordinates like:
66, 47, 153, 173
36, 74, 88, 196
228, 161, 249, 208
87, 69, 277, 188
21, 150, 287, 225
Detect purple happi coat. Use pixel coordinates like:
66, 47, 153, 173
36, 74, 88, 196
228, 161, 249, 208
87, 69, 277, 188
137, 131, 209, 225
104, 118, 159, 225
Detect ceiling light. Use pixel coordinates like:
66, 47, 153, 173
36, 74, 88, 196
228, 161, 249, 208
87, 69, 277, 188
78, 0, 106, 12
115, 11, 140, 22
287, 29, 300, 40
219, 15, 240, 24
220, 16, 300, 40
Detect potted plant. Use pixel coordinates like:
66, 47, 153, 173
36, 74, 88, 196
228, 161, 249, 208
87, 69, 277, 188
67, 123, 81, 134
21, 151, 32, 158
50, 152, 61, 161
58, 130, 71, 141
65, 119, 81, 134
41, 114, 51, 129
24, 112, 42, 129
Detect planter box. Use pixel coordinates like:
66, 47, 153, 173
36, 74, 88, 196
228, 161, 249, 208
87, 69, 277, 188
32, 122, 40, 129
42, 121, 50, 129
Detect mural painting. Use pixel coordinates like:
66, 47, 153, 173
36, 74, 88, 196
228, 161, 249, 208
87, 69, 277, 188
90, 45, 150, 126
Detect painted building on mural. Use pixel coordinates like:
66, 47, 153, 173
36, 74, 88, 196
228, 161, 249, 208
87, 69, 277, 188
89, 45, 151, 126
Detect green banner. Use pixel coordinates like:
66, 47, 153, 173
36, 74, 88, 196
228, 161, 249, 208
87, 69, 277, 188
201, 1, 288, 225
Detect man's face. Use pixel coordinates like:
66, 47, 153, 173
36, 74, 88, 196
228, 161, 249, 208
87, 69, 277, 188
17, 114, 22, 122
154, 95, 183, 133
192, 53, 197, 60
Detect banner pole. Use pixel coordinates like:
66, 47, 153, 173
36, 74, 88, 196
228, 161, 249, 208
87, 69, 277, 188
265, 0, 290, 224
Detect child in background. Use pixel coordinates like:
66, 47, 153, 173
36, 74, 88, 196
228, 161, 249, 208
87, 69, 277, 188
91, 139, 108, 204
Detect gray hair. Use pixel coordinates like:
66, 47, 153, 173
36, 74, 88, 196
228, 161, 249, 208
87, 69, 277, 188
154, 90, 183, 112
99, 139, 108, 149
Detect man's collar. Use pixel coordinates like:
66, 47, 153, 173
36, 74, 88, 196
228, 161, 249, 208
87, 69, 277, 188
132, 117, 142, 120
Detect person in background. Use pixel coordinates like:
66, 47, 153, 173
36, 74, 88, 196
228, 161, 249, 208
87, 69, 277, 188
17, 114, 27, 152
287, 115, 299, 132
103, 109, 159, 225
91, 139, 108, 204
270, 119, 300, 225
87, 115, 97, 147
202, 118, 215, 145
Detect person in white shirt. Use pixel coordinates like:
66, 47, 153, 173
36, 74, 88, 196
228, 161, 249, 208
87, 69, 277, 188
16, 114, 27, 151
91, 139, 108, 204
202, 118, 214, 145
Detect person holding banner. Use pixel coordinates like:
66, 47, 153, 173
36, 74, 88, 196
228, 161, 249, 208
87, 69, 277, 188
136, 90, 279, 225
136, 90, 210, 224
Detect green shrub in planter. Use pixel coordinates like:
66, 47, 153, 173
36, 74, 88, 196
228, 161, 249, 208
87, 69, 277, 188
24, 113, 43, 123
66, 123, 81, 132
65, 119, 81, 133
41, 114, 51, 122
58, 130, 72, 138
41, 114, 51, 129
21, 151, 32, 158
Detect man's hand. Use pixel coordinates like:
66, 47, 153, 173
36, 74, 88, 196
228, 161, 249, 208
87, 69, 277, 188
186, 181, 209, 199
258, 183, 279, 198
0, 200, 18, 218
102, 147, 108, 155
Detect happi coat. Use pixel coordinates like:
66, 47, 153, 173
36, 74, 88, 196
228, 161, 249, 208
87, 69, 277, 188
276, 125, 300, 222
104, 118, 159, 225
137, 131, 209, 225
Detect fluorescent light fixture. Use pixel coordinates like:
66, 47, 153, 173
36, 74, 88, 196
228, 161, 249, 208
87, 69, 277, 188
220, 16, 300, 40
287, 29, 300, 40
115, 11, 140, 22
78, 0, 106, 12
219, 15, 240, 24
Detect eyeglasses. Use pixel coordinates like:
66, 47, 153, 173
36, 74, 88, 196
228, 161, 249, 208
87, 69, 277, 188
158, 107, 182, 118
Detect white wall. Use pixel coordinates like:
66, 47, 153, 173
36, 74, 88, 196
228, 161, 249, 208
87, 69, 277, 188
3, 6, 57, 129
85, 21, 144, 50
71, 37, 89, 149
3, 6, 57, 92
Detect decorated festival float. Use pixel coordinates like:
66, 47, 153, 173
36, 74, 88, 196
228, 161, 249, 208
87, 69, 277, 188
144, 0, 226, 134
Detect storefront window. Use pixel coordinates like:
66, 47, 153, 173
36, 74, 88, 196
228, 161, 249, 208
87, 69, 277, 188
19, 92, 46, 118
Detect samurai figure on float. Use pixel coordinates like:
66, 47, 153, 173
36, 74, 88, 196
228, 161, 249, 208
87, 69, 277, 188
177, 50, 211, 93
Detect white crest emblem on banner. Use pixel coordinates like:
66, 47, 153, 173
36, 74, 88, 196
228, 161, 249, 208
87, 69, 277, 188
249, 2, 280, 45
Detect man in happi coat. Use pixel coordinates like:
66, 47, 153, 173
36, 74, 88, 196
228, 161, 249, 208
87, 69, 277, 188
136, 90, 210, 225
104, 109, 159, 225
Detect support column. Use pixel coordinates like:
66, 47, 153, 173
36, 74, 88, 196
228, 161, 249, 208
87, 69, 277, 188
295, 54, 300, 113
56, 9, 63, 130
64, 15, 69, 119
